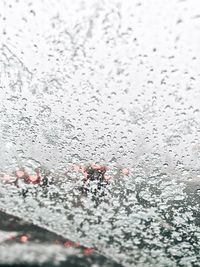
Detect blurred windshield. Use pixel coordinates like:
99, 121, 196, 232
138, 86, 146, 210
0, 0, 200, 266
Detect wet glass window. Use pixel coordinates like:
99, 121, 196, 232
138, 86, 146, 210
0, 1, 200, 266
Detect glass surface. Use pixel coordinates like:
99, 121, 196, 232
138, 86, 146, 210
0, 0, 200, 266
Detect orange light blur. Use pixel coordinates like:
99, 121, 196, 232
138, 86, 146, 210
3, 174, 10, 180
91, 163, 102, 170
83, 247, 92, 254
16, 170, 25, 178
103, 174, 111, 181
122, 168, 129, 175
73, 241, 79, 248
73, 164, 81, 172
28, 175, 39, 182
20, 235, 28, 243
64, 240, 71, 248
